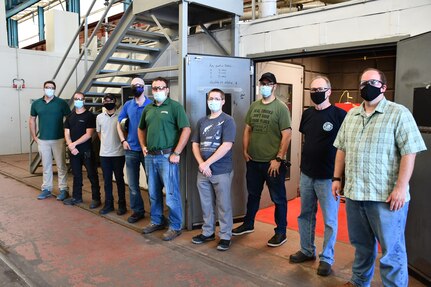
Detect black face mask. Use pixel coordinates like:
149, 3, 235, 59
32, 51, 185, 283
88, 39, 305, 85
310, 91, 326, 105
103, 102, 116, 110
360, 84, 381, 102
131, 85, 144, 97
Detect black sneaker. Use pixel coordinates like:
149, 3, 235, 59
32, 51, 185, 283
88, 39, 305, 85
63, 198, 83, 206
289, 250, 316, 263
192, 233, 215, 244
127, 212, 145, 223
89, 200, 101, 209
317, 261, 332, 276
99, 205, 114, 215
267, 233, 287, 247
217, 239, 231, 251
232, 224, 254, 236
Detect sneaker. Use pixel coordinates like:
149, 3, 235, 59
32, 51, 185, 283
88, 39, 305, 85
162, 228, 182, 241
289, 250, 316, 263
99, 204, 114, 215
63, 198, 83, 205
89, 200, 101, 209
192, 233, 215, 244
127, 212, 145, 223
142, 223, 166, 234
232, 224, 254, 236
267, 233, 287, 247
56, 189, 69, 201
37, 189, 52, 200
216, 239, 231, 251
317, 261, 332, 276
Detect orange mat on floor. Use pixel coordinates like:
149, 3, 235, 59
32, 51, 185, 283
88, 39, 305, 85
255, 197, 350, 244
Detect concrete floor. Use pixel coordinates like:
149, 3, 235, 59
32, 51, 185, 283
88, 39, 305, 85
0, 154, 425, 287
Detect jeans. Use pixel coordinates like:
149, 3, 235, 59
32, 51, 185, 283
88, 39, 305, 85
298, 173, 339, 265
197, 172, 233, 240
244, 160, 287, 234
100, 156, 126, 205
125, 150, 146, 214
346, 198, 409, 287
145, 154, 183, 230
38, 139, 68, 191
70, 149, 100, 201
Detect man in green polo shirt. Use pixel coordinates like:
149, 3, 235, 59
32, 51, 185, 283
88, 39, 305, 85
138, 77, 191, 241
29, 80, 71, 200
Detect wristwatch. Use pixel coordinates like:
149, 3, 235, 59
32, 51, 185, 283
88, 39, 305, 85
332, 177, 341, 182
275, 156, 283, 162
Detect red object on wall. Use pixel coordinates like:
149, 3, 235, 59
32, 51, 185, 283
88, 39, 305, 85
335, 102, 359, 112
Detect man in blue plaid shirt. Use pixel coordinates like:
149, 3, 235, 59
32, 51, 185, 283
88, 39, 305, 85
332, 68, 426, 287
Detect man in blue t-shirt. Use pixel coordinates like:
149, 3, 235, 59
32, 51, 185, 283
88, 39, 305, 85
190, 88, 236, 251
117, 77, 152, 223
289, 76, 346, 277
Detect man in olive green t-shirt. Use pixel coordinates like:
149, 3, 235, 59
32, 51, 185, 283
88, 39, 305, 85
232, 72, 292, 248
29, 80, 71, 200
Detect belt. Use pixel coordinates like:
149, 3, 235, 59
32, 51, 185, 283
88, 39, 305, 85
147, 148, 172, 155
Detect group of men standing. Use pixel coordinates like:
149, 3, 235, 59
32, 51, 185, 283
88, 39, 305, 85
30, 67, 426, 286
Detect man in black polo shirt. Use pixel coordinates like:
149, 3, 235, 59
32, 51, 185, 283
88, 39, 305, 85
63, 92, 101, 209
30, 80, 71, 200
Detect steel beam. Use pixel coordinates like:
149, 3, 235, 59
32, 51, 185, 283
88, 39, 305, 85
6, 0, 41, 18
37, 6, 44, 41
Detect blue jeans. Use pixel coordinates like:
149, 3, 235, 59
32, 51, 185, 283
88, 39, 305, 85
145, 154, 183, 230
70, 149, 100, 201
346, 198, 409, 287
298, 173, 339, 265
197, 172, 233, 240
244, 160, 287, 234
100, 156, 126, 205
125, 150, 145, 214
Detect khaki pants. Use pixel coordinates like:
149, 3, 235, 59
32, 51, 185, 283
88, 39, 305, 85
38, 139, 68, 191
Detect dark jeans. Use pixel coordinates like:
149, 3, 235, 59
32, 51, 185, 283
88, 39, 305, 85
125, 150, 146, 214
100, 156, 126, 205
244, 160, 287, 234
70, 149, 100, 201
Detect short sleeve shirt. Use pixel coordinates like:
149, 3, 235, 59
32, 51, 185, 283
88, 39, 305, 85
333, 98, 427, 202
96, 111, 124, 157
30, 96, 71, 140
245, 98, 291, 162
64, 110, 96, 153
139, 97, 190, 151
191, 112, 236, 175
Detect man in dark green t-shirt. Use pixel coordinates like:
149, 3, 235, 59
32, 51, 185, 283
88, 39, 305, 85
232, 72, 292, 248
138, 77, 191, 241
29, 80, 71, 200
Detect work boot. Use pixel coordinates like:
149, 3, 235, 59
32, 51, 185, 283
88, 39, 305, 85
117, 201, 127, 216
99, 202, 114, 215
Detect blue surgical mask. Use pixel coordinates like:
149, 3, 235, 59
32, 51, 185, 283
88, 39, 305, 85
44, 89, 55, 98
153, 91, 167, 103
208, 100, 222, 112
74, 100, 84, 109
260, 86, 272, 98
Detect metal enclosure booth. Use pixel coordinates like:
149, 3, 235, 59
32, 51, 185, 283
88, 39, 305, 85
184, 54, 253, 230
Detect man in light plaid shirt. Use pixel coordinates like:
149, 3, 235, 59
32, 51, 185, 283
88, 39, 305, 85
332, 68, 426, 287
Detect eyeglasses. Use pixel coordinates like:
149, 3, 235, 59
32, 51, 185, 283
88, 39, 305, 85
310, 87, 329, 93
152, 86, 167, 91
260, 82, 274, 87
360, 79, 383, 88
45, 86, 55, 90
74, 98, 84, 101
208, 97, 223, 101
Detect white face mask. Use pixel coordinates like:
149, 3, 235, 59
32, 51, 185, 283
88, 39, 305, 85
153, 91, 167, 103
44, 89, 55, 98
207, 100, 222, 112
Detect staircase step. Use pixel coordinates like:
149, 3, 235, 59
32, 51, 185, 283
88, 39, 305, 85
84, 102, 104, 108
116, 43, 160, 53
84, 92, 108, 97
125, 28, 166, 40
107, 57, 150, 66
99, 69, 118, 74
91, 81, 129, 88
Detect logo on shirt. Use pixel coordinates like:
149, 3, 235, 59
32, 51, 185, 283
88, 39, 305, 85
323, 122, 333, 131
161, 111, 168, 114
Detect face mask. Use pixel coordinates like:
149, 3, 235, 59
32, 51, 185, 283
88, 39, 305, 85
310, 91, 327, 105
153, 91, 167, 103
260, 86, 272, 98
360, 83, 381, 102
45, 89, 55, 98
74, 100, 84, 109
131, 85, 144, 97
103, 103, 116, 110
208, 100, 222, 112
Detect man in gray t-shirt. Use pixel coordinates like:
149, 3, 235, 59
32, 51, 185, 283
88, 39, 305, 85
191, 88, 236, 251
